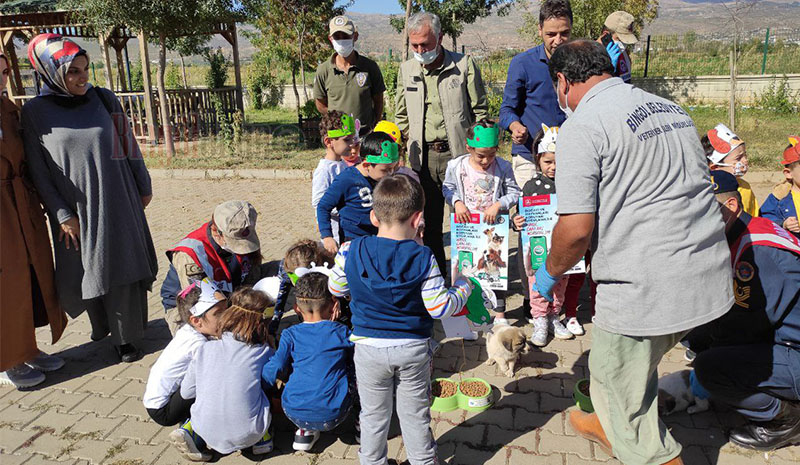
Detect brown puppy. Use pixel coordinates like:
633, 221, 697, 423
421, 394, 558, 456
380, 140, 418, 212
486, 325, 529, 377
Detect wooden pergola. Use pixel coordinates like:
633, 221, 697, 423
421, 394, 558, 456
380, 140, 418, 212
0, 0, 245, 144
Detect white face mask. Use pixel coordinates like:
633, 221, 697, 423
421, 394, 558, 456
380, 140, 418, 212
716, 161, 748, 177
615, 40, 626, 52
413, 41, 440, 65
558, 80, 573, 118
332, 39, 354, 57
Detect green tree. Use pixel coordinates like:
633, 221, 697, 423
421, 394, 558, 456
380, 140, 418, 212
390, 0, 514, 50
165, 63, 182, 88
246, 0, 351, 117
65, 0, 243, 158
518, 0, 658, 43
204, 48, 229, 88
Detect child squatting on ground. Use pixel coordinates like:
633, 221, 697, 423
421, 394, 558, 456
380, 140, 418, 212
317, 131, 398, 256
442, 120, 521, 326
512, 124, 577, 346
328, 173, 474, 465
143, 279, 227, 427
761, 136, 800, 239
169, 287, 276, 461
702, 123, 759, 217
261, 271, 355, 452
267, 239, 331, 335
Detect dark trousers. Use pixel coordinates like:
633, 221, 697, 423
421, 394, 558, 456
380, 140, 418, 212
695, 343, 800, 421
146, 389, 195, 426
417, 145, 451, 279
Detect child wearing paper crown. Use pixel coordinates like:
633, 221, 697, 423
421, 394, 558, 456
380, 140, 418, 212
262, 271, 355, 452
702, 123, 759, 217
317, 132, 399, 255
442, 120, 521, 325
144, 279, 227, 427
313, 112, 357, 245
511, 125, 577, 346
760, 136, 800, 238
169, 287, 276, 461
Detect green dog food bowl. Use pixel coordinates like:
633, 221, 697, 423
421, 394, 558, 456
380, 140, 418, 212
431, 378, 459, 412
574, 378, 594, 413
457, 378, 493, 412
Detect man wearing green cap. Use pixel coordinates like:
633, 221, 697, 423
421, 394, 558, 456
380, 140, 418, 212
317, 132, 399, 254
395, 11, 488, 275
313, 15, 386, 131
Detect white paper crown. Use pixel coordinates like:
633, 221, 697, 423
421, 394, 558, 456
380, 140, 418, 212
293, 261, 332, 278
537, 123, 559, 154
188, 278, 224, 317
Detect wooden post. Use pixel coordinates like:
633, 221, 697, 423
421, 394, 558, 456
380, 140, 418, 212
729, 50, 736, 132
100, 32, 114, 90
227, 22, 245, 112
138, 31, 159, 145
113, 41, 128, 92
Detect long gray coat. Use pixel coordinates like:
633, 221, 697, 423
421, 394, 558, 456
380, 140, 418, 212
21, 87, 158, 317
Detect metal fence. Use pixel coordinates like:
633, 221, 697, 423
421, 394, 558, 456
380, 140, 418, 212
630, 28, 800, 78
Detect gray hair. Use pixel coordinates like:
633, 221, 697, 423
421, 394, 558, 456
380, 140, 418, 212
407, 11, 441, 37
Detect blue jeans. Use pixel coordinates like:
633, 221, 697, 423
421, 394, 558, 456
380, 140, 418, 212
695, 343, 800, 421
285, 401, 353, 432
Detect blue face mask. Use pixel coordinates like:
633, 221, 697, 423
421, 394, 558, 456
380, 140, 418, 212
558, 80, 573, 118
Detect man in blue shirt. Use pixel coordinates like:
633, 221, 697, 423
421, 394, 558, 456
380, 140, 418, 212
498, 0, 570, 186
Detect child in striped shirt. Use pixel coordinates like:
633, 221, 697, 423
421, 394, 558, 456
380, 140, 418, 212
328, 173, 472, 465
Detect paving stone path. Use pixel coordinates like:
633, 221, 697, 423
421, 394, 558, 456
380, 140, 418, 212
1, 177, 797, 465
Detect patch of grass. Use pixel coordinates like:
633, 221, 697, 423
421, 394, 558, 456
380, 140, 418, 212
104, 441, 127, 461
246, 107, 299, 125
686, 106, 797, 170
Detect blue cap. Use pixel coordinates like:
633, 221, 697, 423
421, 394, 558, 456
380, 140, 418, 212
710, 170, 738, 194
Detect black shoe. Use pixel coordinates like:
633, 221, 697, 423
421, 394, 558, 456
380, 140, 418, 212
91, 329, 110, 342
521, 299, 531, 322
115, 344, 143, 363
729, 401, 800, 451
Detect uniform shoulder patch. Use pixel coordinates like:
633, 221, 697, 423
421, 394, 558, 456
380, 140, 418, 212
735, 261, 754, 282
356, 72, 367, 87
185, 263, 205, 277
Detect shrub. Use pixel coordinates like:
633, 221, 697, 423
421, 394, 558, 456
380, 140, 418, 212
756, 76, 798, 114
204, 48, 229, 89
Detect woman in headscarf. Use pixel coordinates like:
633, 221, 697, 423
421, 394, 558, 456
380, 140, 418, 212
0, 51, 68, 388
21, 34, 158, 363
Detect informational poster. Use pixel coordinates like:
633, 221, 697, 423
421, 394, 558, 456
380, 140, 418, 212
449, 213, 509, 291
519, 195, 585, 276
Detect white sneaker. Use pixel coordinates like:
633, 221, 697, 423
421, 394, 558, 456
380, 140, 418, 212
550, 316, 574, 340
292, 429, 320, 451
566, 317, 585, 336
0, 363, 46, 389
531, 317, 548, 347
26, 351, 65, 372
494, 317, 510, 326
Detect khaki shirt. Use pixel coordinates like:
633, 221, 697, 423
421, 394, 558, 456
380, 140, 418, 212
422, 66, 447, 142
313, 52, 386, 129
171, 251, 263, 292
395, 49, 488, 171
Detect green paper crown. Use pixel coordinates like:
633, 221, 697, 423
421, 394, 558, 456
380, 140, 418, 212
467, 124, 499, 148
366, 140, 400, 164
327, 114, 356, 138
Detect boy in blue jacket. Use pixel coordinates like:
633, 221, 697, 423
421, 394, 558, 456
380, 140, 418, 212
261, 271, 354, 452
317, 132, 398, 255
328, 174, 473, 465
761, 136, 800, 238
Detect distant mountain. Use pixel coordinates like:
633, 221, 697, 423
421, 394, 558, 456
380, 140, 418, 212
12, 0, 799, 64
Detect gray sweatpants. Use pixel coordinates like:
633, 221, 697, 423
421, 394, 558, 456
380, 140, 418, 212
85, 280, 149, 346
355, 340, 437, 465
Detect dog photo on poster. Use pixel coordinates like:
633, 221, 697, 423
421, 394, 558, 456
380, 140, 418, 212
519, 194, 585, 276
450, 212, 509, 291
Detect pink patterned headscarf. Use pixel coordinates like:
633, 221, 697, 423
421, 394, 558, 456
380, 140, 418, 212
27, 33, 89, 97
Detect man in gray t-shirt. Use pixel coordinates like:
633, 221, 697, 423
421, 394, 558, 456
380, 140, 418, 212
532, 41, 733, 465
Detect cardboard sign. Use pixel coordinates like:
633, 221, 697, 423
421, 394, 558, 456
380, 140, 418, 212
450, 213, 509, 291
519, 195, 585, 276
